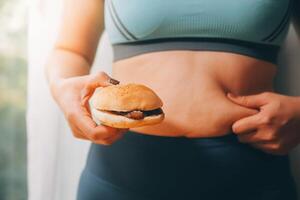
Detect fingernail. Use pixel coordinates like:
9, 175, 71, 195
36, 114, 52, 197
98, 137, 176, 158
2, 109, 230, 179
109, 78, 120, 85
227, 93, 237, 98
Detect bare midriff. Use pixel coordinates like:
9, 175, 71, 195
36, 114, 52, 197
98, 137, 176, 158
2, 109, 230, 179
112, 51, 277, 138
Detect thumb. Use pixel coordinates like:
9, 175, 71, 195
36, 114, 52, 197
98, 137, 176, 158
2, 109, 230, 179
87, 71, 120, 89
81, 72, 120, 106
227, 92, 268, 109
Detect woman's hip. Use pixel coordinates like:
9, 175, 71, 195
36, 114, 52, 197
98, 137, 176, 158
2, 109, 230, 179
78, 130, 297, 199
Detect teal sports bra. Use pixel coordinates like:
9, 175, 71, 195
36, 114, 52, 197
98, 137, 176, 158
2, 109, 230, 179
104, 0, 293, 63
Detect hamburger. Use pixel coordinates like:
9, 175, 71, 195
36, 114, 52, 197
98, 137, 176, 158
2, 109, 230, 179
90, 83, 165, 128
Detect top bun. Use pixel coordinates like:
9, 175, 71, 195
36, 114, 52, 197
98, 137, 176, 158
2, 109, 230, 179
91, 83, 163, 112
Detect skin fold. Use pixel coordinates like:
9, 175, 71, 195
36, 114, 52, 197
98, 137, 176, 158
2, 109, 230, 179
46, 0, 300, 155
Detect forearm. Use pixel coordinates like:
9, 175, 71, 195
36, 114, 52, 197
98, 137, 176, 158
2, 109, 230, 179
45, 47, 91, 99
45, 47, 91, 82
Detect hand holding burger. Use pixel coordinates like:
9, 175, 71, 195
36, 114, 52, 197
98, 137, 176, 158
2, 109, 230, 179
51, 72, 127, 145
50, 70, 164, 145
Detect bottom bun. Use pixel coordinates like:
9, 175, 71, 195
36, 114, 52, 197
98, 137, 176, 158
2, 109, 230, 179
91, 107, 165, 128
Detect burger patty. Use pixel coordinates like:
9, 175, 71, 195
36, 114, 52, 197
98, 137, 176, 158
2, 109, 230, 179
100, 108, 163, 120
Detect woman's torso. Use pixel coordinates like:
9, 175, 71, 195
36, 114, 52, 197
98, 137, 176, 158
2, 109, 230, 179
112, 51, 276, 137
107, 0, 292, 138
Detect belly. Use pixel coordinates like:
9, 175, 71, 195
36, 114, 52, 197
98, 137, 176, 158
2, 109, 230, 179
112, 51, 277, 138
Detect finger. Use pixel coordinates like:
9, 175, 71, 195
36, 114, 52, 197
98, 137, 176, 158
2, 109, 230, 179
232, 111, 278, 135
92, 129, 127, 145
69, 123, 86, 139
105, 129, 128, 142
81, 72, 119, 101
237, 132, 258, 143
227, 92, 269, 109
87, 71, 119, 88
72, 109, 120, 141
65, 115, 89, 140
250, 143, 271, 154
93, 129, 128, 145
101, 132, 125, 145
69, 102, 122, 140
251, 142, 288, 155
237, 127, 278, 143
81, 72, 120, 111
70, 125, 89, 140
232, 113, 262, 134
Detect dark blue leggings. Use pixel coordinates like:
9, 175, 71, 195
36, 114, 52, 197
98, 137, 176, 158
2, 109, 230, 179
77, 130, 297, 200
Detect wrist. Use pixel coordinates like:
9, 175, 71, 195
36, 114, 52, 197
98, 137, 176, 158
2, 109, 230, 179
45, 48, 91, 98
49, 77, 66, 102
49, 75, 89, 103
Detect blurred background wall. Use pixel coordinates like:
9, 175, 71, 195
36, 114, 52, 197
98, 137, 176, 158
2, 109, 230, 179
27, 0, 112, 199
0, 0, 27, 199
